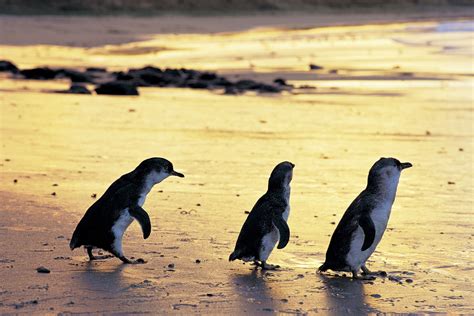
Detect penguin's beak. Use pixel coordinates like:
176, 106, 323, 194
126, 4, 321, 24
400, 162, 412, 170
170, 170, 185, 178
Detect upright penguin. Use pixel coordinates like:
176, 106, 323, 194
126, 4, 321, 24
319, 157, 412, 279
229, 161, 294, 270
70, 157, 184, 263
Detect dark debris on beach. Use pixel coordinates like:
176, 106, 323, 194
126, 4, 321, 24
1, 60, 293, 96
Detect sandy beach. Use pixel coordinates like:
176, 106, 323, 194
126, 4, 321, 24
0, 12, 473, 314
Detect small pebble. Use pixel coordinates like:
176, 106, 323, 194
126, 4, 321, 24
51, 192, 56, 196
195, 259, 201, 264
447, 181, 455, 185
244, 211, 250, 214
91, 193, 97, 198
36, 266, 50, 273
168, 263, 175, 269
135, 258, 145, 264
379, 271, 387, 277
206, 293, 213, 297
406, 278, 413, 283
52, 183, 58, 186
371, 294, 382, 298
13, 179, 18, 183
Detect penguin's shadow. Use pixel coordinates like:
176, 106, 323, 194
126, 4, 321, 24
74, 261, 130, 294
230, 268, 277, 312
318, 273, 377, 314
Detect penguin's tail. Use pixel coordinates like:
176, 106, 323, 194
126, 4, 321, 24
229, 250, 240, 262
69, 233, 80, 250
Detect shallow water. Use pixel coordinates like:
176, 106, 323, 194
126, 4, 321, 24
0, 19, 473, 313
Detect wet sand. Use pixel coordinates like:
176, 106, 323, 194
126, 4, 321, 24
0, 15, 473, 313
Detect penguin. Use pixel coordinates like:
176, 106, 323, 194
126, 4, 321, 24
229, 161, 294, 270
318, 157, 412, 279
70, 157, 184, 264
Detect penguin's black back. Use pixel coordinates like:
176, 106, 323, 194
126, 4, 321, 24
321, 188, 378, 270
70, 172, 139, 250
230, 192, 287, 261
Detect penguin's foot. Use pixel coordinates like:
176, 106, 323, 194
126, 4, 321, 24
361, 266, 387, 277
352, 271, 376, 280
361, 265, 372, 275
251, 261, 261, 267
261, 261, 280, 270
94, 254, 114, 260
87, 247, 95, 261
119, 256, 146, 264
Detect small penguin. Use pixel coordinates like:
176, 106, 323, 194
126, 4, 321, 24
319, 157, 412, 279
70, 157, 184, 263
229, 161, 294, 270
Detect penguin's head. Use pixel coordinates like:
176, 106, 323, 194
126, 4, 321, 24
268, 161, 295, 190
367, 157, 411, 188
135, 157, 184, 184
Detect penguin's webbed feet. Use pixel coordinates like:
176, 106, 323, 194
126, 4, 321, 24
119, 256, 146, 264
361, 265, 387, 278
261, 261, 280, 270
352, 271, 376, 280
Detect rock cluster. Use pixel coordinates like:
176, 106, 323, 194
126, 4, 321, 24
1, 60, 292, 96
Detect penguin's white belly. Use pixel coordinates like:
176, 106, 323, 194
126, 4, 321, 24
259, 205, 289, 261
111, 208, 134, 254
259, 226, 279, 261
346, 204, 392, 270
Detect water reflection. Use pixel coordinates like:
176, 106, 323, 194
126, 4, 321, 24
74, 262, 129, 294
230, 268, 277, 313
318, 274, 376, 315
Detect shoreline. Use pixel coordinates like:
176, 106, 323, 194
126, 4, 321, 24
0, 9, 472, 47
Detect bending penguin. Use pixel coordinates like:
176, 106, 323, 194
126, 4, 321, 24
319, 157, 412, 279
70, 157, 184, 264
229, 161, 294, 270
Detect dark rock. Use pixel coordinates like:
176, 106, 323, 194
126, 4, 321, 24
20, 67, 58, 80
57, 69, 92, 83
329, 69, 338, 74
36, 266, 50, 273
57, 84, 91, 94
115, 72, 135, 81
138, 73, 163, 85
86, 67, 107, 72
225, 86, 241, 95
235, 79, 260, 90
95, 81, 139, 96
257, 84, 281, 93
187, 81, 209, 89
199, 72, 218, 81
309, 64, 324, 70
370, 294, 382, 298
212, 77, 233, 87
273, 78, 287, 85
0, 60, 19, 73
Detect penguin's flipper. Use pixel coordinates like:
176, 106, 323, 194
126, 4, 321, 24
359, 215, 375, 251
273, 216, 290, 249
129, 205, 151, 239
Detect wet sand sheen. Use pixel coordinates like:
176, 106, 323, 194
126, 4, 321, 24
0, 18, 473, 313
